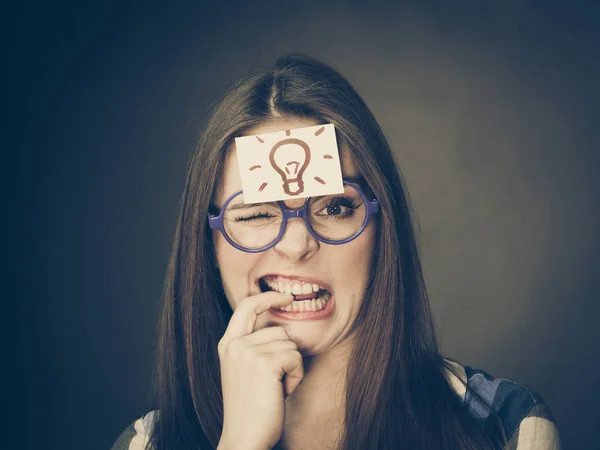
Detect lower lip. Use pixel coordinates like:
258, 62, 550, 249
269, 294, 335, 320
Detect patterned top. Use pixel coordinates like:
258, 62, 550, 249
110, 358, 561, 449
442, 358, 560, 449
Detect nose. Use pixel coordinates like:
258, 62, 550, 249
273, 217, 319, 261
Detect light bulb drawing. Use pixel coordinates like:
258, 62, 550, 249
236, 124, 343, 203
269, 137, 312, 196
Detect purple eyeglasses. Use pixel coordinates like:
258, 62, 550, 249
208, 180, 380, 253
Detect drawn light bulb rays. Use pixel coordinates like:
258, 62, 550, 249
250, 126, 334, 196
235, 123, 344, 204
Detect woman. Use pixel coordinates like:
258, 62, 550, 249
111, 54, 561, 449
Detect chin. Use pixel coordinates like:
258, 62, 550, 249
276, 322, 333, 354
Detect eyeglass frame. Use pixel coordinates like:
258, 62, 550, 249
207, 180, 380, 253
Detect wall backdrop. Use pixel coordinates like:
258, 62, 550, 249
10, 1, 599, 449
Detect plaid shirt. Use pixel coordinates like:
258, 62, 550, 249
112, 359, 561, 449
444, 358, 561, 449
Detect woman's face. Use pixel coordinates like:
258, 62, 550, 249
213, 118, 376, 355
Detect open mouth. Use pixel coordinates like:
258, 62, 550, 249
259, 275, 332, 312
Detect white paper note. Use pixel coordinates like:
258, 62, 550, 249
235, 123, 344, 203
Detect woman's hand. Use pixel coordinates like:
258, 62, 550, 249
217, 291, 303, 450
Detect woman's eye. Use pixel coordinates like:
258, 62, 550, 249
321, 205, 349, 216
235, 213, 274, 222
315, 198, 356, 217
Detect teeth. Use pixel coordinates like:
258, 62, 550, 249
263, 277, 327, 297
272, 294, 329, 313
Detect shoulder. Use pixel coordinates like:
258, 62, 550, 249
442, 358, 561, 449
110, 410, 159, 450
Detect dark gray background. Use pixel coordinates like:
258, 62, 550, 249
9, 1, 599, 449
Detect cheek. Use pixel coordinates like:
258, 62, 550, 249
336, 223, 376, 292
214, 233, 260, 304
214, 231, 231, 262
349, 221, 376, 264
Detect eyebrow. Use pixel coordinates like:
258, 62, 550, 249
215, 176, 367, 211
226, 201, 270, 211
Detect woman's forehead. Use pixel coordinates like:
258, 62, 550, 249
214, 126, 360, 206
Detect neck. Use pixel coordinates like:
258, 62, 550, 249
282, 338, 354, 446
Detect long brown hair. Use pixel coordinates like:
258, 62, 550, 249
148, 54, 507, 449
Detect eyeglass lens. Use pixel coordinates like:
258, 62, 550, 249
222, 184, 367, 250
